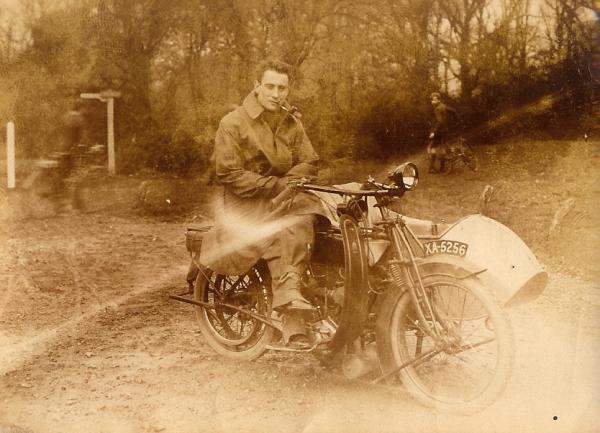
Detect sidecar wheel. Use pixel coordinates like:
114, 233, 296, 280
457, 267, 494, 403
376, 274, 514, 414
194, 263, 274, 360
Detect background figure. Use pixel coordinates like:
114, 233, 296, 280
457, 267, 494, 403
58, 101, 87, 211
428, 92, 458, 173
61, 102, 85, 153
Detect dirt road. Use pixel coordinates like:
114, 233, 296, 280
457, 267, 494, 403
0, 139, 598, 433
0, 208, 597, 433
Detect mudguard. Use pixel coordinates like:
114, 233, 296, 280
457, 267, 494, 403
328, 215, 370, 353
437, 214, 548, 306
416, 254, 513, 305
417, 250, 547, 306
185, 226, 212, 284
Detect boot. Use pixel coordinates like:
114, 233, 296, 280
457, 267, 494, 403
281, 312, 310, 347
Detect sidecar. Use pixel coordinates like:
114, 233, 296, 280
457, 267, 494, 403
313, 184, 547, 307
403, 213, 548, 306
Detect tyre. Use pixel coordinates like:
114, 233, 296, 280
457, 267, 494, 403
438, 159, 453, 175
463, 146, 478, 172
376, 274, 514, 413
20, 169, 63, 219
194, 263, 274, 360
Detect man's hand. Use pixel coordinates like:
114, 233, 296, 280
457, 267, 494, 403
285, 174, 317, 184
270, 186, 294, 212
429, 132, 435, 139
273, 177, 288, 195
268, 175, 312, 199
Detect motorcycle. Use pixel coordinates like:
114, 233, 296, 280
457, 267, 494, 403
170, 162, 547, 413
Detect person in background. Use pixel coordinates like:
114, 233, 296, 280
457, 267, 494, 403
428, 92, 458, 173
57, 100, 87, 211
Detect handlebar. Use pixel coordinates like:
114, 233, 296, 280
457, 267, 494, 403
270, 162, 418, 208
289, 181, 404, 198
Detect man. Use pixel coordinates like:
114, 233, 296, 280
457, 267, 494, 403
62, 102, 85, 153
428, 92, 458, 173
56, 101, 87, 211
199, 59, 322, 311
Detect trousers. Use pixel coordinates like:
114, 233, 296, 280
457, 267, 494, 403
187, 214, 315, 308
264, 214, 315, 308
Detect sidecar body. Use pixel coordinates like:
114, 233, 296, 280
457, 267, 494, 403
313, 184, 548, 307
405, 213, 548, 306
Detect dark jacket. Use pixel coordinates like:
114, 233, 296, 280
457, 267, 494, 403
431, 102, 458, 139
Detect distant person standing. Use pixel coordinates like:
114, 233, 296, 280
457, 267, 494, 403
428, 92, 458, 173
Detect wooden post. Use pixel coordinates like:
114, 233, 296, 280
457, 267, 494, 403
7, 122, 15, 189
107, 97, 115, 175
81, 90, 121, 176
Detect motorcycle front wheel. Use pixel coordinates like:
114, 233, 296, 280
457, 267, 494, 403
376, 274, 514, 414
194, 263, 274, 360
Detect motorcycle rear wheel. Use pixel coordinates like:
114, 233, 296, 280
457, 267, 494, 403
376, 274, 513, 413
194, 264, 274, 360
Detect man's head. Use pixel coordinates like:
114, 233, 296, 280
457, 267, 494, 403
430, 92, 441, 107
254, 59, 293, 113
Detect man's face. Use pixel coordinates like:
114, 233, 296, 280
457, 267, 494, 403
431, 95, 440, 107
254, 70, 290, 112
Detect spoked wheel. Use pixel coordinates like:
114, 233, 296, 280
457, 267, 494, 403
438, 158, 454, 175
377, 274, 514, 413
194, 263, 274, 360
462, 145, 479, 172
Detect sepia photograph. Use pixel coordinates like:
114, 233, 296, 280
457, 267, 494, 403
0, 0, 598, 432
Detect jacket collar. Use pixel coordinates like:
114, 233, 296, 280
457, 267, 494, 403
242, 91, 294, 122
242, 91, 264, 120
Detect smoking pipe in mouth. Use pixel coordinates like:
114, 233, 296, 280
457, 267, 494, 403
277, 101, 301, 118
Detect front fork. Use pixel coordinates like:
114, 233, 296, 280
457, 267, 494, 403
386, 222, 444, 340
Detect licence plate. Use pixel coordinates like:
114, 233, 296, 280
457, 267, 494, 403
424, 240, 468, 257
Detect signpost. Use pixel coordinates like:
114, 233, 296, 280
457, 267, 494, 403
80, 90, 121, 175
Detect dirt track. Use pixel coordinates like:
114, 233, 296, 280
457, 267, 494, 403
1, 140, 599, 433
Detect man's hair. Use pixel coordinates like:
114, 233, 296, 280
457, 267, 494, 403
430, 92, 441, 99
255, 59, 294, 83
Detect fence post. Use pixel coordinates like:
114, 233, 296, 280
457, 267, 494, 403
107, 97, 115, 175
7, 121, 15, 189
